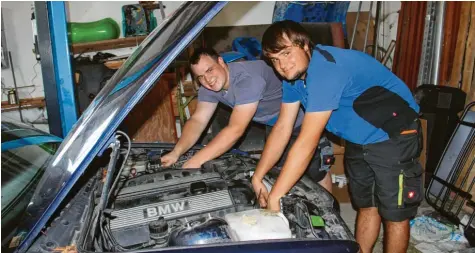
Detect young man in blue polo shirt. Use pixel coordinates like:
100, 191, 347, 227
252, 21, 422, 253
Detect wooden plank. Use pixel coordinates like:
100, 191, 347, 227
71, 36, 147, 54
469, 65, 475, 107
171, 86, 179, 117
392, 2, 406, 74
171, 87, 198, 117
121, 73, 177, 142
391, 2, 426, 91
345, 11, 375, 52
1, 97, 45, 105
1, 97, 46, 112
330, 23, 345, 49
449, 2, 472, 87
439, 2, 457, 85
446, 2, 463, 85
462, 3, 475, 96
400, 2, 412, 81
405, 3, 418, 86
411, 2, 426, 89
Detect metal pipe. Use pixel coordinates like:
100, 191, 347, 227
431, 1, 446, 85
158, 1, 166, 20
363, 1, 374, 53
382, 40, 396, 65
8, 51, 24, 123
373, 1, 382, 58
350, 1, 362, 49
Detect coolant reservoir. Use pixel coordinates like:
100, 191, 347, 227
224, 209, 292, 241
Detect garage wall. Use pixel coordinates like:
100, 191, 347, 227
1, 2, 49, 132
208, 1, 275, 27
1, 1, 401, 134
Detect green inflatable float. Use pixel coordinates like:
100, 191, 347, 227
67, 18, 120, 44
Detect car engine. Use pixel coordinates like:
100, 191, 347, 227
27, 143, 354, 253
108, 156, 256, 248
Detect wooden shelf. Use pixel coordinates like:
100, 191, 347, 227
71, 36, 147, 54
1, 97, 46, 112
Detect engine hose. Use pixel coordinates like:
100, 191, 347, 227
101, 216, 159, 252
106, 130, 132, 204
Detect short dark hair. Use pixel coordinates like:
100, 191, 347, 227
189, 47, 220, 65
262, 20, 314, 57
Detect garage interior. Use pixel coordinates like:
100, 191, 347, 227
1, 1, 475, 253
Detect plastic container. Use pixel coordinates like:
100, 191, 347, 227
67, 18, 120, 44
224, 209, 292, 241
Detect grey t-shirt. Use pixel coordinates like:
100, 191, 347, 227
198, 60, 304, 127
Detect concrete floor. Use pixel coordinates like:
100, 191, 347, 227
339, 196, 475, 252
337, 194, 474, 253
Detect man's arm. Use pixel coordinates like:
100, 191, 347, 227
267, 110, 332, 211
161, 101, 217, 166
183, 102, 259, 168
253, 102, 301, 181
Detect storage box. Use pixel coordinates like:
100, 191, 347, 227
329, 136, 351, 203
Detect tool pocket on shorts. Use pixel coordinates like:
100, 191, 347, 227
398, 161, 423, 209
353, 86, 419, 138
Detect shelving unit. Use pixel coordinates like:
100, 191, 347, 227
71, 36, 147, 54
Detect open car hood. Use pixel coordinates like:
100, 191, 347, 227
15, 2, 227, 252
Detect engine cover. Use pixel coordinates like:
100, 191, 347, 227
109, 169, 255, 247
110, 190, 233, 230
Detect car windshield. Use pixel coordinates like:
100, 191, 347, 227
1, 142, 60, 248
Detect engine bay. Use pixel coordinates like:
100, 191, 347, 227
27, 142, 354, 253
108, 160, 256, 248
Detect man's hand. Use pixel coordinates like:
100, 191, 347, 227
252, 177, 269, 208
182, 157, 203, 169
161, 151, 179, 167
267, 193, 281, 212
252, 102, 300, 196
268, 111, 332, 207
186, 102, 258, 166
161, 101, 217, 167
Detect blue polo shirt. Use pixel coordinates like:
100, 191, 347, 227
282, 45, 419, 145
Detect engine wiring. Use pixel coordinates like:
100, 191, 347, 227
286, 213, 309, 230
282, 194, 325, 239
94, 130, 141, 252
96, 131, 192, 251
299, 200, 321, 239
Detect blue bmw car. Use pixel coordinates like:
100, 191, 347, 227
1, 121, 62, 249
5, 2, 358, 253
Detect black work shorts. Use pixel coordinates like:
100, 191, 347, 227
265, 126, 327, 182
345, 120, 423, 222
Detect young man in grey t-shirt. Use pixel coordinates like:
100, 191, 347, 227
160, 48, 332, 193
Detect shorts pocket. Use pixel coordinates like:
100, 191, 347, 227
398, 162, 423, 208
353, 86, 419, 138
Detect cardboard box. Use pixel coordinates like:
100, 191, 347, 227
332, 184, 351, 203
328, 135, 351, 203
331, 153, 351, 203
331, 154, 345, 175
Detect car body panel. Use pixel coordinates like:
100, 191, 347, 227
1, 136, 63, 152
1, 121, 61, 250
